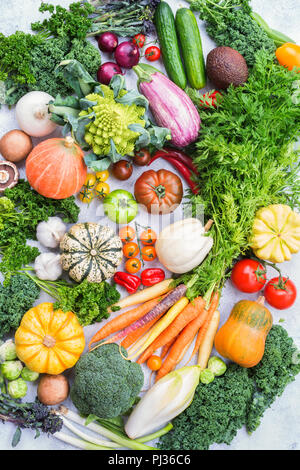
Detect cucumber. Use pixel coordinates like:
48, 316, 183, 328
154, 1, 187, 89
175, 8, 206, 90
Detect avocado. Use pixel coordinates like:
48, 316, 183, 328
206, 46, 249, 90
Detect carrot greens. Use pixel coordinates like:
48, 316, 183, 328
178, 51, 300, 299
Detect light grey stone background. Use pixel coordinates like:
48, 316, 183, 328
0, 0, 299, 451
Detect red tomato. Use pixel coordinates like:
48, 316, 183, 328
133, 33, 146, 48
231, 259, 267, 293
264, 277, 297, 310
145, 46, 161, 62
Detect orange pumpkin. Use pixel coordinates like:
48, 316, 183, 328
26, 136, 87, 199
214, 296, 273, 368
15, 303, 85, 375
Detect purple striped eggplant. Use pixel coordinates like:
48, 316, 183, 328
133, 63, 200, 147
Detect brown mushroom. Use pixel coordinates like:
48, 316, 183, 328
0, 161, 19, 192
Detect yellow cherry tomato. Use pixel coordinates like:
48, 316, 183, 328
95, 170, 109, 183
79, 187, 94, 204
84, 173, 97, 190
94, 182, 110, 199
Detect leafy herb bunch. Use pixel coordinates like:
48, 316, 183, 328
180, 51, 300, 299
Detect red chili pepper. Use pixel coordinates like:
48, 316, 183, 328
149, 153, 199, 194
141, 268, 165, 287
198, 90, 222, 108
150, 148, 198, 174
114, 272, 141, 293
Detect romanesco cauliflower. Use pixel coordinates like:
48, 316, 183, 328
80, 87, 146, 156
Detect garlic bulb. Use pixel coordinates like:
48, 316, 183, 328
34, 253, 62, 281
36, 217, 67, 248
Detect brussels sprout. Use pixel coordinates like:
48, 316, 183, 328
200, 369, 215, 385
0, 340, 17, 362
207, 356, 227, 377
21, 367, 39, 382
7, 378, 28, 399
1, 360, 23, 380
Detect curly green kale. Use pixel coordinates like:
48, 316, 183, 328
159, 364, 254, 450
159, 325, 300, 450
53, 279, 120, 326
247, 325, 300, 433
0, 275, 40, 338
71, 344, 144, 419
5, 38, 101, 106
189, 0, 275, 66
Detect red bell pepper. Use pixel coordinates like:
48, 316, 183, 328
141, 268, 165, 287
114, 272, 141, 293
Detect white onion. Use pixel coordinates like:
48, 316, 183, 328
16, 91, 57, 137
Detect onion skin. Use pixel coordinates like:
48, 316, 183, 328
0, 130, 32, 162
115, 41, 140, 69
98, 32, 118, 53
37, 374, 69, 405
97, 62, 123, 85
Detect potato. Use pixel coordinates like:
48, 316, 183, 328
37, 374, 69, 405
0, 129, 32, 162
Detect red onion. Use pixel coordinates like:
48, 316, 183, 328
115, 41, 140, 69
97, 62, 123, 85
98, 32, 119, 53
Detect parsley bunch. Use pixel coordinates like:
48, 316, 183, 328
0, 32, 41, 85
31, 2, 94, 40
178, 52, 300, 299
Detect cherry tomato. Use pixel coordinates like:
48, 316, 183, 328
125, 257, 141, 274
94, 182, 110, 199
95, 170, 109, 182
231, 259, 267, 293
276, 43, 300, 72
123, 242, 139, 258
112, 160, 133, 181
145, 46, 161, 62
264, 277, 297, 310
133, 33, 146, 48
84, 173, 96, 190
133, 148, 151, 166
140, 228, 157, 245
79, 187, 94, 204
147, 355, 162, 371
119, 226, 136, 243
141, 245, 157, 262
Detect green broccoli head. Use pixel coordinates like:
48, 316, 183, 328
70, 344, 144, 419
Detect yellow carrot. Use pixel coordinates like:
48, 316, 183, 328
127, 297, 189, 360
108, 279, 173, 312
197, 310, 220, 369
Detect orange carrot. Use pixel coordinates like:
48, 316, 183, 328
185, 291, 220, 364
155, 304, 211, 381
121, 310, 165, 349
88, 296, 163, 349
161, 337, 176, 359
137, 297, 205, 364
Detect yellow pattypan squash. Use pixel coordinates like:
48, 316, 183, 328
250, 204, 300, 263
15, 303, 85, 375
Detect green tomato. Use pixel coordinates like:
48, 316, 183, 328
103, 190, 138, 224
7, 378, 28, 399
0, 340, 17, 361
207, 356, 227, 377
1, 360, 23, 381
199, 369, 215, 385
21, 366, 39, 382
